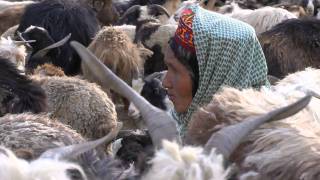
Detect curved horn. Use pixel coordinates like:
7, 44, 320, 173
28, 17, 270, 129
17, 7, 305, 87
33, 33, 71, 58
40, 122, 123, 160
148, 4, 171, 17
144, 70, 167, 82
118, 5, 141, 23
204, 95, 311, 159
70, 41, 180, 148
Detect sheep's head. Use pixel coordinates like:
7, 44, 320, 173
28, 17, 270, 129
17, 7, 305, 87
88, 27, 143, 84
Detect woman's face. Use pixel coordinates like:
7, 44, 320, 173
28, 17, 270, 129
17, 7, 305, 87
162, 47, 193, 113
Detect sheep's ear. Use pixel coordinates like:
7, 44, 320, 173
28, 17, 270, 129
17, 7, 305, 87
39, 122, 122, 160
204, 95, 311, 159
33, 33, 71, 58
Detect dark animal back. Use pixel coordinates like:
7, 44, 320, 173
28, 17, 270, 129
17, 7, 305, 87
0, 58, 47, 115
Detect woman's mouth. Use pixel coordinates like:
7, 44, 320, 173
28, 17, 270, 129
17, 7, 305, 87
168, 94, 175, 102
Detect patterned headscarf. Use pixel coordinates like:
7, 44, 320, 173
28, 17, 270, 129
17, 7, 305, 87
171, 5, 269, 135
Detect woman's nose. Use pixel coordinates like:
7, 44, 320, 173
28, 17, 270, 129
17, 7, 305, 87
162, 71, 171, 89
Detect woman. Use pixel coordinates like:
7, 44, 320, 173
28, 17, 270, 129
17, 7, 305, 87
162, 4, 269, 135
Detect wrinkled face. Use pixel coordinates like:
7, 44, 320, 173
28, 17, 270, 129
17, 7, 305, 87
162, 47, 193, 113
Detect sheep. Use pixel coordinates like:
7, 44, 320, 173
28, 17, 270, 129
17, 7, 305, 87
0, 113, 85, 159
0, 38, 118, 151
258, 18, 320, 78
17, 0, 100, 75
29, 75, 118, 152
117, 4, 171, 25
83, 26, 151, 109
134, 18, 177, 75
215, 3, 297, 34
0, 57, 47, 116
0, 4, 27, 36
0, 37, 27, 71
183, 68, 320, 179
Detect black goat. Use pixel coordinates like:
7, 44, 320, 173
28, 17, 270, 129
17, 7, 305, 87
17, 0, 100, 75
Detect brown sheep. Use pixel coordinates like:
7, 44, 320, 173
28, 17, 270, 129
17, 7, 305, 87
258, 18, 320, 78
83, 26, 148, 108
30, 75, 118, 151
0, 113, 85, 160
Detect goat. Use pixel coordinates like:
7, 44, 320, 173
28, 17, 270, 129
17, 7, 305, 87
90, 0, 120, 25
134, 18, 177, 75
117, 4, 171, 25
258, 18, 320, 78
17, 0, 100, 75
128, 71, 171, 120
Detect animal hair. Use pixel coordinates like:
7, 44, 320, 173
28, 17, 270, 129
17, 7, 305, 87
0, 57, 47, 116
258, 18, 320, 78
186, 69, 320, 179
142, 140, 232, 180
0, 146, 87, 180
0, 113, 85, 159
0, 37, 26, 71
34, 63, 66, 77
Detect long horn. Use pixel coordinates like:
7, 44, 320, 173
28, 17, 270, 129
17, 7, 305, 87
148, 4, 171, 17
118, 5, 141, 23
204, 95, 311, 159
32, 33, 72, 58
40, 122, 123, 160
70, 41, 180, 148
